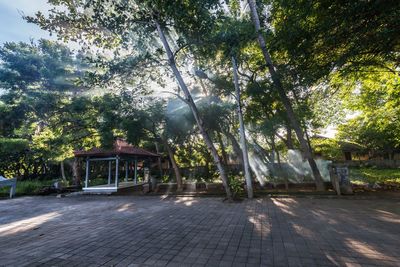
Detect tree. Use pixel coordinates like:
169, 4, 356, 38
264, 0, 399, 138
187, 8, 257, 197
156, 21, 232, 198
247, 0, 326, 190
267, 0, 400, 83
122, 97, 185, 191
336, 68, 400, 158
29, 0, 234, 199
0, 40, 94, 180
232, 56, 253, 198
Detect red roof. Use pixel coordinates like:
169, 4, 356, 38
74, 139, 159, 158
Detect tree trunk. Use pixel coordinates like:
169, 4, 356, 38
156, 21, 232, 200
247, 0, 325, 191
225, 131, 244, 166
269, 148, 276, 181
304, 127, 313, 152
253, 140, 272, 162
162, 137, 183, 192
286, 125, 294, 149
72, 157, 81, 186
60, 160, 66, 181
205, 159, 211, 180
232, 56, 254, 199
155, 142, 163, 178
42, 163, 46, 175
217, 131, 228, 166
291, 89, 313, 152
273, 137, 288, 190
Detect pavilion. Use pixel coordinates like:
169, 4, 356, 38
74, 139, 160, 193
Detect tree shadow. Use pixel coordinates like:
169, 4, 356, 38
245, 197, 400, 266
0, 195, 399, 266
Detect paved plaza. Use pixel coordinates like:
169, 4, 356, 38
0, 195, 399, 266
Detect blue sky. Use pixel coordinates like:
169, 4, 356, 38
0, 0, 52, 44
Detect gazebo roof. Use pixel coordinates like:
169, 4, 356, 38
74, 139, 160, 158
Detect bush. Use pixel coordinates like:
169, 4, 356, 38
229, 175, 244, 197
161, 175, 171, 183
0, 137, 30, 178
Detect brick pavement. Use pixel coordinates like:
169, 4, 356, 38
0, 196, 399, 266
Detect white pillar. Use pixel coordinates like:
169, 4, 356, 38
125, 161, 128, 182
115, 156, 119, 187
134, 158, 138, 184
85, 159, 90, 188
108, 161, 112, 185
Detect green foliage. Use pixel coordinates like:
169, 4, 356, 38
228, 174, 244, 197
0, 39, 84, 93
268, 0, 400, 85
175, 136, 212, 167
2, 0, 397, 189
0, 137, 29, 154
0, 138, 31, 178
350, 167, 400, 184
197, 16, 256, 61
261, 0, 400, 146
337, 69, 400, 153
0, 40, 101, 179
161, 175, 171, 183
311, 138, 342, 160
0, 179, 53, 197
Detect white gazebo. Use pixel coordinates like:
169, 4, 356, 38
74, 139, 160, 193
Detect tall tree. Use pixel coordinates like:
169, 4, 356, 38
247, 0, 325, 190
336, 68, 400, 158
29, 0, 234, 199
0, 40, 94, 179
155, 21, 232, 198
232, 56, 253, 198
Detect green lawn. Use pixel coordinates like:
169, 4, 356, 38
349, 167, 400, 184
0, 179, 54, 197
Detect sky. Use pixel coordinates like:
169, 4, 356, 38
0, 0, 52, 44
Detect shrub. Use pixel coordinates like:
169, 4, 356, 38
229, 175, 244, 197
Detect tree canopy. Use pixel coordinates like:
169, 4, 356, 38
0, 0, 398, 197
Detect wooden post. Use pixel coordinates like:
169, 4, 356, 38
108, 161, 112, 185
85, 158, 90, 188
125, 161, 128, 182
134, 158, 138, 184
72, 157, 81, 186
115, 156, 119, 187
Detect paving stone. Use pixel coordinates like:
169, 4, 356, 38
0, 196, 399, 267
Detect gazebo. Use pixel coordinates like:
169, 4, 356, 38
74, 139, 160, 193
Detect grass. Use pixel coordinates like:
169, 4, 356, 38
0, 179, 54, 197
2, 168, 399, 197
349, 167, 400, 184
